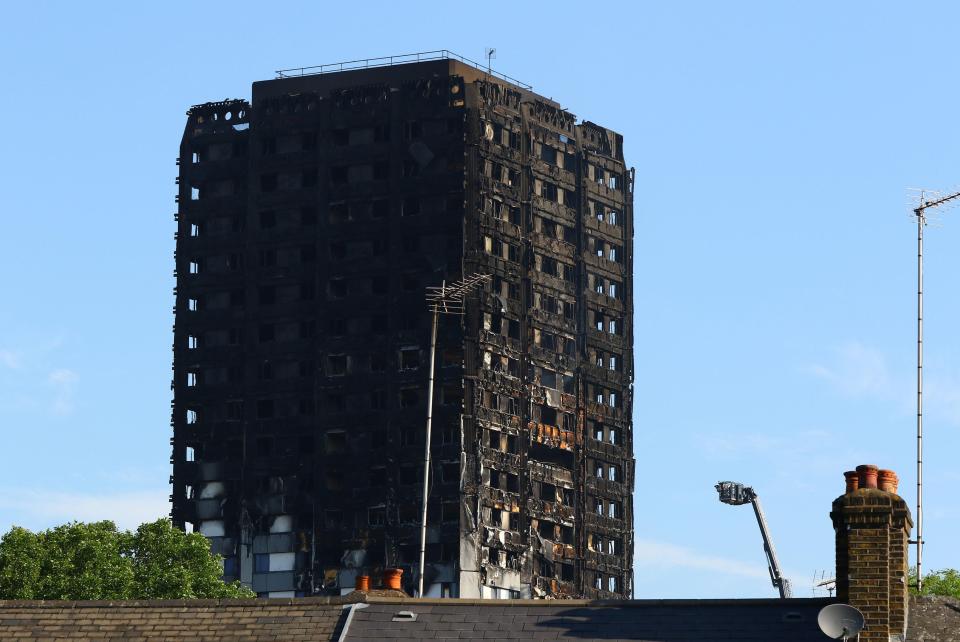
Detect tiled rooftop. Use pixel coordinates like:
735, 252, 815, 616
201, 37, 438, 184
0, 594, 954, 640
908, 595, 960, 642
0, 598, 347, 641
345, 598, 833, 641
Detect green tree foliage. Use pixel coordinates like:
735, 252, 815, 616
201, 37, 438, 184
0, 527, 42, 599
36, 521, 134, 599
129, 519, 251, 598
910, 567, 960, 598
0, 519, 253, 600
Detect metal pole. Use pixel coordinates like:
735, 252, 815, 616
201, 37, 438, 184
907, 189, 960, 590
418, 304, 440, 597
916, 210, 924, 592
310, 506, 316, 594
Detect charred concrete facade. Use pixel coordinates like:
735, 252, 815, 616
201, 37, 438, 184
171, 57, 634, 600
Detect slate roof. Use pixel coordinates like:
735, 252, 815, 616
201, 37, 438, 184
908, 595, 960, 642
344, 598, 834, 641
0, 597, 349, 641
1, 594, 956, 640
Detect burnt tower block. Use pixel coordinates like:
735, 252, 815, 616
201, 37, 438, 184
171, 55, 634, 600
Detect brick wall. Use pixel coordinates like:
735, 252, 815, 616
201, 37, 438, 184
831, 466, 912, 642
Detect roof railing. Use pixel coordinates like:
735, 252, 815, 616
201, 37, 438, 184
274, 49, 532, 90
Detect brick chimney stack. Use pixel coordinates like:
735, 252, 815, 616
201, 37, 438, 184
831, 465, 913, 642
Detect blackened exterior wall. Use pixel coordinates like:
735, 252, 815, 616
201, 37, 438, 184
460, 80, 634, 599
171, 59, 633, 599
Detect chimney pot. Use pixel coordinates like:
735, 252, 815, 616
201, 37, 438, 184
356, 575, 370, 592
856, 464, 878, 489
878, 469, 898, 494
844, 470, 859, 493
383, 568, 403, 591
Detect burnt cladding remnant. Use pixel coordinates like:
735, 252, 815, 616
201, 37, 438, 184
170, 54, 635, 599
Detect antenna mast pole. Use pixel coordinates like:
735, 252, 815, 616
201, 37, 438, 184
916, 202, 924, 593
911, 188, 960, 591
418, 274, 490, 597
418, 298, 440, 599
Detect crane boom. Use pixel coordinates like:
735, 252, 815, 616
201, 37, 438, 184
715, 481, 791, 598
748, 491, 789, 598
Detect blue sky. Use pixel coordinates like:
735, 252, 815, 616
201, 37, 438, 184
1, 1, 958, 599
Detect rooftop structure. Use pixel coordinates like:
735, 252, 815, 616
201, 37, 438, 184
5, 466, 944, 640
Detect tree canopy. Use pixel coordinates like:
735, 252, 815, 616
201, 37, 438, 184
910, 567, 960, 598
0, 519, 253, 600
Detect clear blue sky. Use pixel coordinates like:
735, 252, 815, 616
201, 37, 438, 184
1, 1, 958, 599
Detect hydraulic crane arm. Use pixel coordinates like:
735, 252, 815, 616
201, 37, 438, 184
715, 481, 791, 598
748, 492, 790, 598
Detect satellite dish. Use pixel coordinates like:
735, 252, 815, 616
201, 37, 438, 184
818, 603, 865, 640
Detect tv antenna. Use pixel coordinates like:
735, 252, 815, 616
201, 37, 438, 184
715, 481, 791, 598
813, 569, 836, 597
817, 603, 865, 641
417, 273, 490, 597
907, 187, 960, 590
485, 47, 496, 75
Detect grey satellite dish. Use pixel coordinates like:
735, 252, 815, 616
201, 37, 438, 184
818, 603, 865, 640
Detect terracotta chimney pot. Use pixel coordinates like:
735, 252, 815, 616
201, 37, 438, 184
878, 469, 898, 494
844, 470, 860, 494
856, 464, 879, 489
355, 575, 370, 592
383, 568, 403, 591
